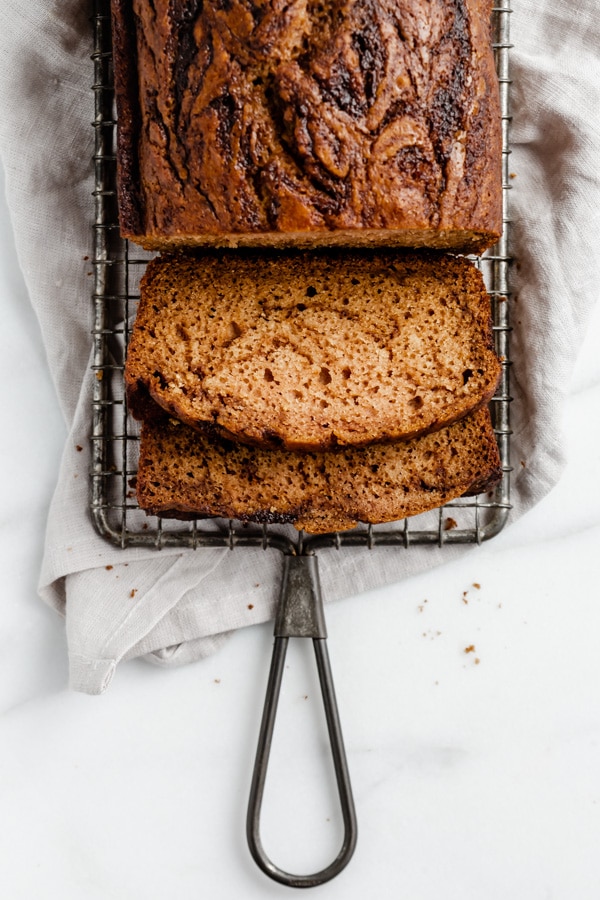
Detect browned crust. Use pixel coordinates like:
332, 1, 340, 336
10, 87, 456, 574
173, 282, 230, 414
111, 0, 502, 252
110, 0, 143, 237
125, 226, 500, 255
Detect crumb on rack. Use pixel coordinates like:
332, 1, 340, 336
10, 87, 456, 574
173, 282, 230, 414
444, 517, 458, 531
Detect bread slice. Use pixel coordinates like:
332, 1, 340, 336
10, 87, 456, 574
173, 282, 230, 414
135, 407, 502, 535
125, 251, 501, 451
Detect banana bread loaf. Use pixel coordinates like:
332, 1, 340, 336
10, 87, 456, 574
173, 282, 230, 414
111, 0, 502, 252
135, 406, 502, 534
125, 250, 501, 451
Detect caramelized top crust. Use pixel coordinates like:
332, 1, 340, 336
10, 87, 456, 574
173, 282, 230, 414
111, 0, 502, 250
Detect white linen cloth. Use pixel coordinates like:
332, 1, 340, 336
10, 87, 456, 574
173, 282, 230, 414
0, 0, 598, 694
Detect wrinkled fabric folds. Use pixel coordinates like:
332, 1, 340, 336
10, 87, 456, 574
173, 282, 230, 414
0, 0, 598, 693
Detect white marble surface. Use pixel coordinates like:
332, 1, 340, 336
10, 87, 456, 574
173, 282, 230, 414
1, 156, 600, 898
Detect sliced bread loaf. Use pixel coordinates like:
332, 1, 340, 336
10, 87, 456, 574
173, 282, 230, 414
125, 251, 501, 451
135, 407, 502, 535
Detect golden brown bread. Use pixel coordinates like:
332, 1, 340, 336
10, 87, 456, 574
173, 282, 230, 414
125, 250, 501, 451
135, 406, 502, 534
111, 0, 502, 252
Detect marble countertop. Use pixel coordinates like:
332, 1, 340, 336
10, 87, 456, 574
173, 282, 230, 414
1, 158, 600, 899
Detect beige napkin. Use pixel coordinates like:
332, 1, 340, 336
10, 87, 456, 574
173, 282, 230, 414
0, 0, 599, 693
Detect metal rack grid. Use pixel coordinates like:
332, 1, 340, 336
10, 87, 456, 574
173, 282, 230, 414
90, 0, 513, 556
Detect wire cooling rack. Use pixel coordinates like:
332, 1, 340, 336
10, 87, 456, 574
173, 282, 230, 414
90, 0, 513, 556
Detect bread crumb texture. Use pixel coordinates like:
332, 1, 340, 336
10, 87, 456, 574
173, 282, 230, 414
125, 251, 501, 450
135, 405, 501, 533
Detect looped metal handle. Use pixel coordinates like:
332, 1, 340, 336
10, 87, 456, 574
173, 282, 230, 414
246, 555, 358, 888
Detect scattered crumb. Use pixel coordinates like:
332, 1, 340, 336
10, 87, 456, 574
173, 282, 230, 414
254, 583, 260, 588
76, 445, 83, 452
213, 678, 221, 684
474, 658, 481, 665
105, 565, 113, 571
444, 517, 458, 531
462, 591, 469, 604
303, 695, 308, 700
142, 523, 148, 530
472, 583, 481, 590
247, 603, 254, 610
520, 460, 526, 468
464, 645, 476, 654
509, 172, 517, 179
130, 589, 137, 598
95, 371, 103, 381
83, 255, 89, 261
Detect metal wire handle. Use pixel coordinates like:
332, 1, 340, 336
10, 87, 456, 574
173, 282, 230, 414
246, 555, 358, 888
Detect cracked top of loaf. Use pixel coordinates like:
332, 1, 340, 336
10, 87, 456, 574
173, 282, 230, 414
111, 0, 502, 252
